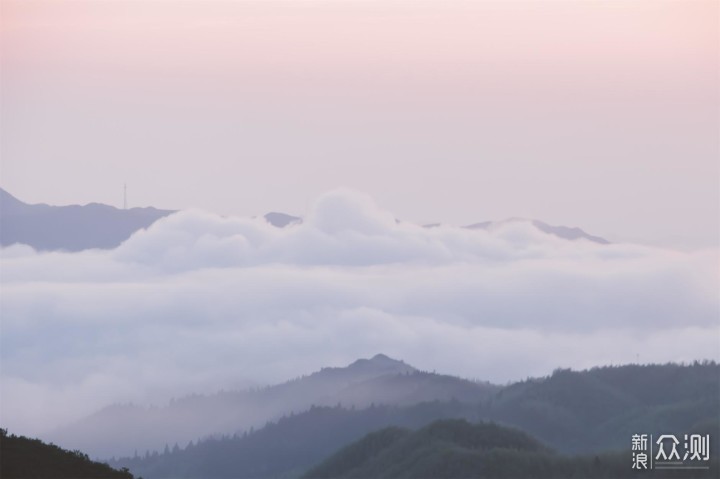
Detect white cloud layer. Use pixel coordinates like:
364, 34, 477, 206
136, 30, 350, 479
1, 190, 718, 436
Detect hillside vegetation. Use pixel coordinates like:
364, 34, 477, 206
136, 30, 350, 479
304, 419, 718, 479
111, 362, 719, 479
0, 429, 134, 479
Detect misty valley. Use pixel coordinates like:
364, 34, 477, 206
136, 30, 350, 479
1, 188, 719, 478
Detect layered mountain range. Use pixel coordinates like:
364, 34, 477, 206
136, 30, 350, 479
44, 356, 718, 475
101, 359, 719, 479
50, 354, 498, 458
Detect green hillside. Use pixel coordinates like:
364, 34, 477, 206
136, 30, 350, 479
303, 419, 718, 479
486, 361, 720, 452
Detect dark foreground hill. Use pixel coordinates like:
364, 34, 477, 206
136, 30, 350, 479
304, 419, 717, 479
0, 429, 134, 479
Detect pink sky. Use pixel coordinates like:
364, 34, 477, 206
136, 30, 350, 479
1, 0, 718, 247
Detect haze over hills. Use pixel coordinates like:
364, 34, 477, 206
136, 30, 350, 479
0, 188, 609, 252
109, 404, 472, 479
107, 361, 719, 479
50, 354, 499, 459
5, 187, 714, 459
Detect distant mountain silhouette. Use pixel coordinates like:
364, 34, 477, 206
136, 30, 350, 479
1, 188, 609, 251
263, 211, 302, 227
51, 354, 498, 458
464, 218, 610, 244
0, 429, 134, 479
0, 188, 175, 251
262, 209, 610, 244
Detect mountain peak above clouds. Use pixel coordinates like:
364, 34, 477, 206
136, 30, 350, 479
0, 187, 175, 251
0, 188, 610, 251
464, 217, 610, 244
263, 211, 302, 227
0, 188, 26, 213
260, 209, 610, 244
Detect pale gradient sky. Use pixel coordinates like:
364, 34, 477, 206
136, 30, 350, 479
1, 0, 718, 248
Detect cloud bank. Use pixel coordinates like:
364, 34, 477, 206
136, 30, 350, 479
1, 190, 717, 436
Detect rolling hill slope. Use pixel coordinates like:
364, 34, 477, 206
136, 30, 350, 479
0, 429, 134, 479
53, 355, 498, 458
304, 419, 717, 479
109, 362, 719, 479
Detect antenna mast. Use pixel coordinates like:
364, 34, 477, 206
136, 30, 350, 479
123, 183, 127, 210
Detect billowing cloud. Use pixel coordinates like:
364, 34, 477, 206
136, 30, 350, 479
1, 190, 717, 437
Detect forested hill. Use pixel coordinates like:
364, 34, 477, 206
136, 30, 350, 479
304, 419, 718, 479
55, 354, 498, 458
0, 429, 134, 479
111, 361, 719, 479
109, 402, 471, 479
487, 361, 720, 452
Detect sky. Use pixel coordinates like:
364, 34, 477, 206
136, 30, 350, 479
0, 0, 718, 442
1, 0, 718, 248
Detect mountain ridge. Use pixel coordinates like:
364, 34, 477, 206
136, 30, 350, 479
464, 217, 609, 244
0, 188, 610, 251
50, 354, 498, 458
302, 418, 718, 479
0, 188, 175, 251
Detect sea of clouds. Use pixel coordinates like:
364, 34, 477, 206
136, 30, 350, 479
1, 189, 718, 436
